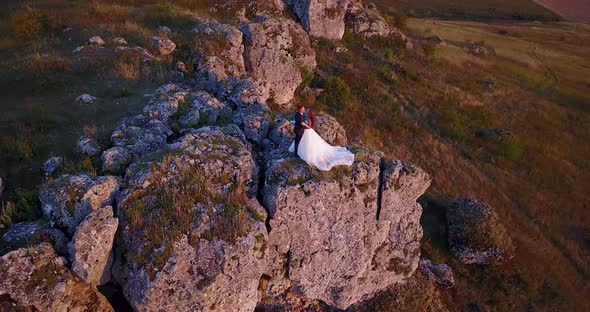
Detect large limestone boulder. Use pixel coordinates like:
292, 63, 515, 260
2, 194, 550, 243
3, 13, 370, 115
189, 90, 233, 125
266, 113, 346, 150
192, 21, 246, 93
262, 147, 430, 309
447, 198, 515, 265
314, 114, 348, 146
114, 126, 268, 311
39, 174, 119, 234
0, 243, 114, 312
242, 17, 316, 106
292, 0, 349, 40
69, 205, 118, 286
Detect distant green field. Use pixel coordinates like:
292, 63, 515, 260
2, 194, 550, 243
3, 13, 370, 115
374, 0, 562, 21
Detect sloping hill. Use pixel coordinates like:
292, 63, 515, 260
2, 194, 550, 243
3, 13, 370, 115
533, 0, 590, 21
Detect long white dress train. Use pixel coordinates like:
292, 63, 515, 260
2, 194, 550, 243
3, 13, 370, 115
289, 129, 354, 171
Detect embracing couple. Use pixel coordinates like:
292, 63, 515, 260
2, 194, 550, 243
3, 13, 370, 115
289, 105, 355, 171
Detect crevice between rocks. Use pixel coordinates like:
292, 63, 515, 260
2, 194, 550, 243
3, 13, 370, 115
376, 157, 386, 221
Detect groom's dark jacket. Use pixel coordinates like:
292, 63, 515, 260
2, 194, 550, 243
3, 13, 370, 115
294, 112, 305, 135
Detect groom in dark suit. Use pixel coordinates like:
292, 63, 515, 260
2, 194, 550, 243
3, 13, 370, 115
294, 105, 310, 157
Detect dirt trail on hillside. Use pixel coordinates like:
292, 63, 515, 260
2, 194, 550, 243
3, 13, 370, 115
533, 0, 590, 21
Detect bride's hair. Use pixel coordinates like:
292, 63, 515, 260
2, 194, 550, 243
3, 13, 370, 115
309, 109, 316, 128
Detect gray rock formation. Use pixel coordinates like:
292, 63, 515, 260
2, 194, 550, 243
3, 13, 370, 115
0, 243, 114, 312
419, 258, 455, 288
192, 21, 246, 92
75, 136, 101, 157
114, 126, 268, 311
43, 156, 63, 176
242, 17, 316, 106
101, 147, 132, 173
314, 114, 348, 145
110, 114, 172, 159
39, 174, 119, 234
69, 205, 118, 286
151, 36, 176, 55
75, 94, 97, 105
292, 0, 349, 40
143, 83, 190, 120
1, 221, 67, 255
447, 198, 515, 265
261, 147, 430, 309
189, 90, 233, 125
112, 37, 128, 45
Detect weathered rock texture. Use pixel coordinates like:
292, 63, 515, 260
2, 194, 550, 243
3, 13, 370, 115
242, 17, 316, 105
292, 0, 349, 40
0, 243, 114, 312
39, 174, 119, 234
447, 198, 515, 265
261, 147, 431, 309
1, 221, 67, 256
114, 126, 268, 311
69, 205, 118, 286
419, 258, 455, 288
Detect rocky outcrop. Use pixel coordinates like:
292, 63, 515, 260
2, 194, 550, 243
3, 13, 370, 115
345, 3, 410, 46
43, 156, 63, 176
75, 136, 101, 157
419, 258, 455, 288
108, 115, 171, 160
189, 90, 233, 125
143, 83, 190, 120
39, 174, 119, 234
0, 243, 114, 312
192, 21, 246, 92
447, 198, 515, 265
1, 221, 67, 255
69, 205, 118, 286
261, 146, 430, 309
101, 147, 132, 173
242, 17, 316, 106
292, 0, 349, 40
114, 126, 268, 311
314, 114, 348, 145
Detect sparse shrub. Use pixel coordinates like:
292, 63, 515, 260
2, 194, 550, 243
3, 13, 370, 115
422, 41, 438, 58
318, 76, 353, 114
0, 189, 41, 228
441, 105, 469, 140
494, 136, 524, 162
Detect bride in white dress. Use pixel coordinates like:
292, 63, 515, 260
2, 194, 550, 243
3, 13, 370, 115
289, 110, 355, 171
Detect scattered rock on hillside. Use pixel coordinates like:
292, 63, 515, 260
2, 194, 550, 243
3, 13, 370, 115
88, 36, 105, 46
468, 45, 496, 57
43, 156, 63, 176
72, 46, 84, 53
345, 3, 410, 45
241, 17, 316, 105
291, 0, 349, 40
101, 147, 132, 173
447, 198, 515, 265
262, 147, 430, 309
157, 25, 172, 34
0, 243, 114, 312
114, 126, 267, 311
419, 258, 455, 288
39, 174, 119, 234
75, 136, 101, 157
151, 36, 176, 55
1, 221, 67, 255
75, 94, 97, 105
111, 37, 128, 45
69, 205, 118, 286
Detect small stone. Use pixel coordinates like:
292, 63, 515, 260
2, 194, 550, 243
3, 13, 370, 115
112, 37, 128, 45
73, 46, 84, 53
75, 136, 101, 157
157, 26, 172, 34
176, 61, 188, 73
419, 258, 455, 288
75, 94, 97, 105
88, 36, 105, 46
43, 156, 63, 176
151, 36, 176, 55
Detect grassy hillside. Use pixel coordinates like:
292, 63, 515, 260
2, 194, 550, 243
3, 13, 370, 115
0, 1, 589, 311
373, 0, 562, 21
